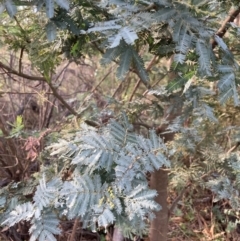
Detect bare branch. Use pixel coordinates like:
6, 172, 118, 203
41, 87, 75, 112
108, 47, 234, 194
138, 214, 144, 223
0, 61, 45, 81
212, 7, 240, 49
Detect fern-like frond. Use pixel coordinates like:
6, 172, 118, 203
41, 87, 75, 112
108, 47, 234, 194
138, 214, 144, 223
72, 131, 116, 172
116, 47, 133, 80
100, 39, 128, 66
132, 49, 149, 84
33, 175, 62, 211
124, 184, 160, 220
4, 0, 17, 17
154, 7, 177, 22
61, 174, 105, 219
217, 65, 234, 73
2, 202, 34, 227
109, 119, 137, 145
86, 20, 121, 33
217, 72, 235, 91
93, 206, 116, 227
193, 103, 218, 123
109, 27, 138, 48
114, 131, 169, 191
174, 25, 192, 64
29, 210, 61, 241
196, 39, 212, 76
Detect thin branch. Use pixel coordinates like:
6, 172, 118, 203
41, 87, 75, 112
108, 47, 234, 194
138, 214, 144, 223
54, 61, 72, 83
133, 121, 152, 130
168, 183, 191, 216
69, 218, 79, 241
0, 60, 80, 117
0, 61, 45, 81
48, 82, 79, 117
227, 142, 240, 155
13, 16, 31, 43
19, 47, 24, 74
129, 55, 157, 101
0, 91, 53, 95
81, 65, 115, 107
212, 7, 240, 49
111, 81, 123, 99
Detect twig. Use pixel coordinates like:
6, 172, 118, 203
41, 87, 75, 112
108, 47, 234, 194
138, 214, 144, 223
168, 183, 191, 216
81, 66, 114, 107
0, 60, 80, 117
0, 61, 45, 81
227, 142, 240, 155
129, 55, 157, 101
19, 47, 24, 74
133, 121, 152, 130
0, 91, 53, 95
211, 7, 240, 49
13, 16, 30, 43
54, 61, 72, 83
111, 81, 123, 99
0, 115, 24, 174
69, 218, 79, 241
48, 82, 79, 117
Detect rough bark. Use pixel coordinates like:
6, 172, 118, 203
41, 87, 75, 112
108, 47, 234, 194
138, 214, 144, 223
149, 169, 169, 241
112, 227, 124, 241
149, 90, 183, 241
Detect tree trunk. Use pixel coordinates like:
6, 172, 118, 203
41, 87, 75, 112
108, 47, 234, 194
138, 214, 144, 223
112, 227, 124, 241
149, 169, 169, 241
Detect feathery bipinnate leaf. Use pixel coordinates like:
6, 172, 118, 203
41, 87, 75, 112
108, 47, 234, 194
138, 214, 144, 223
174, 25, 192, 64
196, 39, 212, 76
132, 49, 149, 84
2, 117, 169, 238
4, 0, 16, 17
29, 210, 61, 241
46, 22, 57, 42
61, 174, 105, 219
101, 45, 124, 65
108, 27, 138, 48
46, 0, 54, 18
125, 184, 160, 220
33, 175, 62, 211
117, 48, 133, 80
2, 202, 34, 227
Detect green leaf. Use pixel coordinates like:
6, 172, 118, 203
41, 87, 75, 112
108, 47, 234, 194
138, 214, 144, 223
101, 45, 123, 65
4, 0, 16, 17
0, 3, 5, 14
132, 50, 149, 84
46, 21, 57, 41
116, 48, 132, 80
46, 0, 54, 18
55, 0, 69, 10
109, 27, 138, 48
196, 39, 212, 76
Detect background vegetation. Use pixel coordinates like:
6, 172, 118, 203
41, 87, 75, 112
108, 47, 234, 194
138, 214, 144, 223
1, 0, 240, 240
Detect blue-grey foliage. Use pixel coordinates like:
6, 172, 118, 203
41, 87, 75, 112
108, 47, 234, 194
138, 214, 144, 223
0, 118, 169, 240
1, 0, 239, 104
